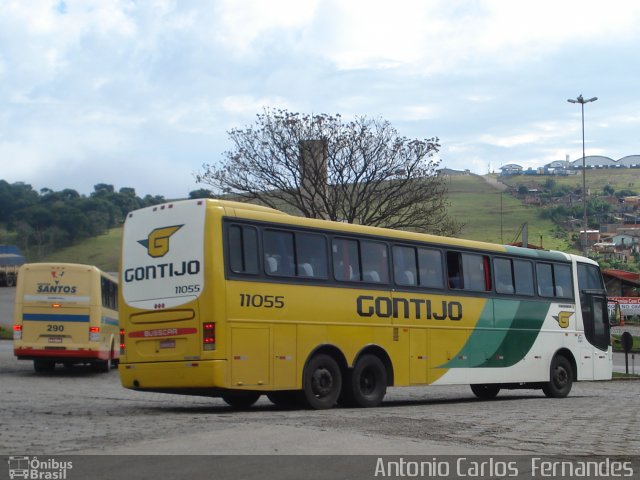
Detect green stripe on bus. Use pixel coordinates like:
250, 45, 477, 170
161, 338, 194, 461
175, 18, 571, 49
441, 300, 549, 369
479, 300, 550, 367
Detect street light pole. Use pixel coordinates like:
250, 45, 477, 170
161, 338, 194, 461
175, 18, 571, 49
567, 94, 597, 255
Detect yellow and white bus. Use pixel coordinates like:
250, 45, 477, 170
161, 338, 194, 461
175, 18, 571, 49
13, 263, 119, 373
118, 199, 611, 409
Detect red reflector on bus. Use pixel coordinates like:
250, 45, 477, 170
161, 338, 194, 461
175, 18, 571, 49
89, 327, 100, 333
13, 325, 22, 331
203, 322, 216, 351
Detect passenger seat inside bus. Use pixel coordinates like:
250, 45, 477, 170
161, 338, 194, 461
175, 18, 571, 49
363, 270, 380, 282
298, 263, 314, 277
266, 255, 278, 274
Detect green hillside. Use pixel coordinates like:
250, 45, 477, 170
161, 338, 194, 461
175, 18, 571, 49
446, 175, 573, 252
42, 227, 122, 272
35, 174, 580, 273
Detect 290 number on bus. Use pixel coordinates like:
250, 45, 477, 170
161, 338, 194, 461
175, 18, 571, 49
239, 294, 285, 309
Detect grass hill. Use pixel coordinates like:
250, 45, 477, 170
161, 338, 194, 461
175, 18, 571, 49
444, 174, 573, 252
38, 173, 584, 272
42, 228, 122, 272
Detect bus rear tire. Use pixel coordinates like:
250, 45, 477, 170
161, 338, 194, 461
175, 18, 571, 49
221, 392, 261, 409
470, 384, 500, 400
347, 354, 387, 408
303, 354, 342, 410
33, 360, 55, 373
542, 355, 573, 398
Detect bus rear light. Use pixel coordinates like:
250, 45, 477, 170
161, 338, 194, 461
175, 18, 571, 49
89, 326, 100, 342
51, 303, 61, 308
13, 325, 22, 340
120, 329, 126, 354
203, 322, 216, 351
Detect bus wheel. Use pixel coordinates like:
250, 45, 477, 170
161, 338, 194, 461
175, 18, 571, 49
221, 392, 261, 409
33, 360, 55, 373
542, 355, 573, 398
470, 384, 500, 400
349, 355, 387, 408
267, 391, 303, 409
303, 354, 342, 410
92, 357, 111, 373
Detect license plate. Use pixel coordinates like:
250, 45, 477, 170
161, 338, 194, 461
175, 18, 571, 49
159, 339, 176, 349
48, 337, 63, 343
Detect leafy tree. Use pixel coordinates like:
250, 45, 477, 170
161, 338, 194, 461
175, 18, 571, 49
197, 109, 460, 235
0, 180, 167, 260
189, 189, 213, 199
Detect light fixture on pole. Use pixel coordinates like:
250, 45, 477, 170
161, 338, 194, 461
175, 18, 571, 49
567, 94, 597, 255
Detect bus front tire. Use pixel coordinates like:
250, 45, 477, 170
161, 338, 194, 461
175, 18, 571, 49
303, 354, 342, 410
345, 355, 387, 408
542, 355, 573, 398
221, 392, 261, 409
470, 384, 501, 400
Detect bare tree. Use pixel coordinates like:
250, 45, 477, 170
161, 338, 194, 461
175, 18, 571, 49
197, 109, 461, 235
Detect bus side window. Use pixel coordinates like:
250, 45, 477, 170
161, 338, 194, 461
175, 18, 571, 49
332, 238, 360, 281
536, 263, 554, 296
263, 230, 295, 277
447, 252, 463, 289
513, 260, 534, 295
417, 248, 444, 289
296, 233, 328, 279
361, 241, 388, 283
462, 253, 490, 292
554, 264, 573, 299
494, 258, 515, 294
393, 246, 417, 286
228, 225, 259, 274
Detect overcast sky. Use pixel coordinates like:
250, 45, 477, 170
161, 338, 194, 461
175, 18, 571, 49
2, 0, 640, 199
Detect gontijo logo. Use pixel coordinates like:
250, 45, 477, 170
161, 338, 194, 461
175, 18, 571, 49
138, 225, 183, 258
124, 223, 200, 284
554, 311, 574, 328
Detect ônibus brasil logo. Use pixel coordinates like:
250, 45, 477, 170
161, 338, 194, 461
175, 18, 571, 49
7, 456, 72, 479
137, 225, 183, 258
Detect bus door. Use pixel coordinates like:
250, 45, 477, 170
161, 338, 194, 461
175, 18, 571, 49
579, 289, 611, 379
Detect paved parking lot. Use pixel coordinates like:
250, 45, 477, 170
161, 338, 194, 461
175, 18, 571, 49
0, 340, 638, 457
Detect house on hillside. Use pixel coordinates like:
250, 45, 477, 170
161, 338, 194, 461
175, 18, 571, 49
499, 164, 523, 176
544, 160, 572, 175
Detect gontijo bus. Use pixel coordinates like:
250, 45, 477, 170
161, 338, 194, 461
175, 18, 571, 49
118, 199, 611, 409
13, 263, 119, 372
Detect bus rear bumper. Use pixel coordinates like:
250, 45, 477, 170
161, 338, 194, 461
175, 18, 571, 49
119, 359, 228, 393
14, 347, 111, 361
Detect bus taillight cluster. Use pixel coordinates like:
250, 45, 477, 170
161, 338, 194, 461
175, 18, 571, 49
119, 329, 126, 354
203, 323, 216, 351
89, 326, 100, 342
